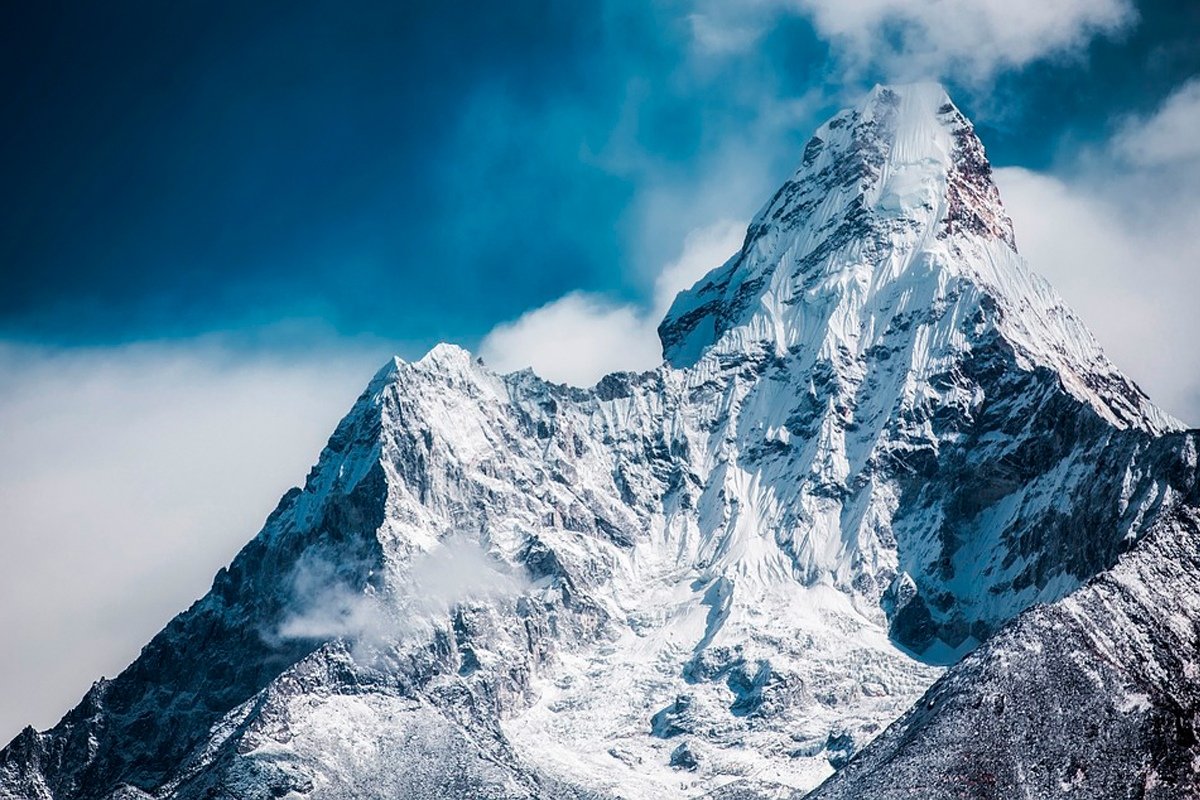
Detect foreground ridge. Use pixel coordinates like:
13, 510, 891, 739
3, 83, 1197, 800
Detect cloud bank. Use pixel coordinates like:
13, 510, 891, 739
1111, 77, 1200, 167
479, 294, 659, 386
0, 339, 385, 741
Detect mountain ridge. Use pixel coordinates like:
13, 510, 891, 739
3, 82, 1197, 800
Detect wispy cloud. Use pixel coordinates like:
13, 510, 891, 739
686, 0, 1136, 82
276, 535, 527, 663
1111, 77, 1200, 167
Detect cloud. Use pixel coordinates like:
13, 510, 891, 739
687, 0, 1136, 82
479, 219, 745, 385
993, 82, 1200, 425
1111, 77, 1200, 167
652, 218, 748, 314
0, 338, 386, 742
479, 294, 660, 385
276, 535, 526, 663
686, 11, 763, 56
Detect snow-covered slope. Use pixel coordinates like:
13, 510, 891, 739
808, 436, 1200, 799
3, 83, 1197, 800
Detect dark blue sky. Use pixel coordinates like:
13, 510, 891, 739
3, 0, 1198, 354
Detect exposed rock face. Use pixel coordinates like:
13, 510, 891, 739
2, 83, 1197, 800
808, 438, 1200, 800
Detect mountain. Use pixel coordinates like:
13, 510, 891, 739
3, 83, 1198, 800
807, 499, 1200, 799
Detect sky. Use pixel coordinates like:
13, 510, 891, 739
1, 0, 1198, 743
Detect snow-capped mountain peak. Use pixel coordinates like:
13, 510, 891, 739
4, 84, 1197, 800
660, 82, 1174, 434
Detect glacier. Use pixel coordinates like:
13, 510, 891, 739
3, 82, 1198, 800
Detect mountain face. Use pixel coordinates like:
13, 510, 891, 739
3, 83, 1198, 800
809, 483, 1200, 800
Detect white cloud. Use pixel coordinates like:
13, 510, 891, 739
479, 219, 745, 386
1112, 78, 1200, 167
276, 535, 526, 664
478, 293, 661, 385
687, 0, 1135, 81
0, 339, 386, 742
995, 126, 1200, 425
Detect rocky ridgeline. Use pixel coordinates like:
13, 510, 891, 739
3, 84, 1197, 800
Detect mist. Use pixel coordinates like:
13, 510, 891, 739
275, 535, 529, 662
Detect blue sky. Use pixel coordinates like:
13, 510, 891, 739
3, 0, 1197, 351
2, 0, 1200, 743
